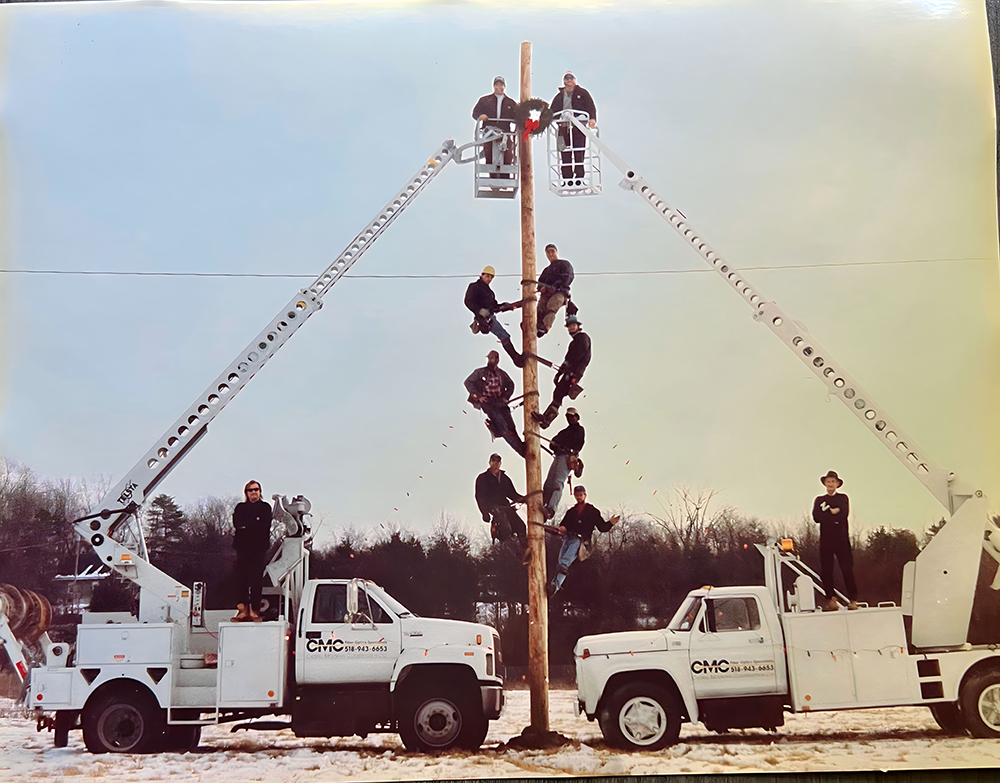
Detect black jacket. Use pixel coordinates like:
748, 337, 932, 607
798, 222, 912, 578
550, 86, 597, 123
465, 278, 499, 316
472, 93, 519, 132
475, 469, 523, 520
812, 492, 850, 533
465, 364, 515, 403
561, 502, 613, 540
232, 500, 272, 553
562, 331, 592, 378
550, 421, 585, 456
538, 258, 574, 292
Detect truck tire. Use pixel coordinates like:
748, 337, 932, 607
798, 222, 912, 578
928, 702, 966, 735
457, 711, 489, 751
82, 687, 166, 754
599, 681, 681, 751
162, 724, 201, 752
399, 686, 471, 752
959, 669, 1000, 738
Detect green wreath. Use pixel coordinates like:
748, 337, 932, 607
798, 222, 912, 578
514, 98, 553, 138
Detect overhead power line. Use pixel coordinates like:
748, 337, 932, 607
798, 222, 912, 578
0, 256, 990, 279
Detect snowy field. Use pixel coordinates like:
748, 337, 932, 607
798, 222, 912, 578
2, 691, 999, 781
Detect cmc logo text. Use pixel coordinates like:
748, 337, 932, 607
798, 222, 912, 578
691, 659, 730, 674
306, 638, 345, 653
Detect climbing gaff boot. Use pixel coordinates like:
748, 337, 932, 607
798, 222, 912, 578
532, 403, 559, 429
501, 338, 525, 368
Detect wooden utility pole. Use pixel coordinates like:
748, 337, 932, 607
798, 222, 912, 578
518, 40, 549, 732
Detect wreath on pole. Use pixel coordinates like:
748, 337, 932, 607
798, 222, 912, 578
515, 99, 553, 142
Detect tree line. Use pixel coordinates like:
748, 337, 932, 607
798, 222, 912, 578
2, 458, 995, 665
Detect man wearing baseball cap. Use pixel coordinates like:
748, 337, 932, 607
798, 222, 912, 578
464, 349, 525, 457
551, 71, 597, 185
472, 76, 518, 176
541, 407, 585, 519
533, 312, 591, 428
812, 470, 859, 611
464, 264, 525, 367
547, 485, 619, 597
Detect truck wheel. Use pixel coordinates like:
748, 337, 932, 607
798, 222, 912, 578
959, 669, 1000, 738
82, 688, 166, 754
928, 702, 966, 735
599, 682, 681, 751
399, 687, 469, 752
457, 711, 489, 750
162, 724, 201, 752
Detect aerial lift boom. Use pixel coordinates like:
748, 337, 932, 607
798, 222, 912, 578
562, 115, 996, 649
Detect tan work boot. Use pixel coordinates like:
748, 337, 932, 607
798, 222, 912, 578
847, 600, 859, 610
822, 597, 839, 612
232, 603, 250, 622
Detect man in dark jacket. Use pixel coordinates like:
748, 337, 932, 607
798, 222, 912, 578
547, 485, 619, 596
475, 453, 527, 547
542, 407, 584, 519
232, 480, 272, 622
551, 71, 597, 183
472, 76, 518, 175
537, 243, 575, 338
534, 314, 591, 428
464, 265, 524, 367
812, 470, 859, 611
465, 350, 525, 457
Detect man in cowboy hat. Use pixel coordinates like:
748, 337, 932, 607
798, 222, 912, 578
464, 264, 525, 367
812, 470, 859, 611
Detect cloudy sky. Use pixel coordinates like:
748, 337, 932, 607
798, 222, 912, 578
0, 0, 997, 549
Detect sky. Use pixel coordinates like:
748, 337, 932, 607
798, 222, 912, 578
0, 0, 997, 551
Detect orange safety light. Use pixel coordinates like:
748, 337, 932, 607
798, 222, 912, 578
781, 539, 795, 551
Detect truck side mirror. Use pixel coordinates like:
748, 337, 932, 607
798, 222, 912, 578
347, 579, 360, 617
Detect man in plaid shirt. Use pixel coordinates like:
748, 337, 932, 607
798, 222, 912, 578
465, 350, 525, 457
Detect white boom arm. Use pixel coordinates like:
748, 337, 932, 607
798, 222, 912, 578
568, 116, 993, 648
79, 139, 469, 620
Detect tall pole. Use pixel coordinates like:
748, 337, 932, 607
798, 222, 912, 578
519, 40, 549, 732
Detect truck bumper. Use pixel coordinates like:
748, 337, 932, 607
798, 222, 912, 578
481, 684, 504, 719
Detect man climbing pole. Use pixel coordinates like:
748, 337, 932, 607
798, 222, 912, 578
536, 243, 575, 339
465, 350, 526, 457
533, 313, 591, 428
465, 265, 526, 368
475, 453, 528, 558
541, 407, 584, 519
547, 485, 619, 597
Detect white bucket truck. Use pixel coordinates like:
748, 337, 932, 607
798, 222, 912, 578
558, 118, 1000, 749
21, 140, 506, 753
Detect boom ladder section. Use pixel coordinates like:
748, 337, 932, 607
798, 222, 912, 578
79, 140, 461, 618
568, 116, 992, 648
566, 116, 977, 515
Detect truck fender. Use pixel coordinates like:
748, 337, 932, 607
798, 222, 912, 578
391, 659, 480, 696
80, 669, 172, 713
597, 668, 699, 726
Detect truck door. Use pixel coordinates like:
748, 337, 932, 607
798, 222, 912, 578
689, 595, 779, 698
298, 583, 402, 684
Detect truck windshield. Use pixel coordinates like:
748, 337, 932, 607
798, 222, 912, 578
668, 595, 703, 632
368, 584, 417, 618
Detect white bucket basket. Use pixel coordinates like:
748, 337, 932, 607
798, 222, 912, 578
547, 110, 601, 197
473, 121, 519, 199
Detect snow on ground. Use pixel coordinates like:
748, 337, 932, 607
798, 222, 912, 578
1, 691, 998, 781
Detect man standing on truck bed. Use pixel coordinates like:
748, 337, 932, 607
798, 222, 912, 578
232, 479, 272, 622
812, 470, 859, 611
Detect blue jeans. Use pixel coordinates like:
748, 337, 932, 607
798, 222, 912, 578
488, 316, 511, 342
551, 536, 581, 590
543, 455, 573, 513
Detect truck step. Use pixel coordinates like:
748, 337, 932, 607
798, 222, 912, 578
175, 668, 217, 688
170, 685, 217, 707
